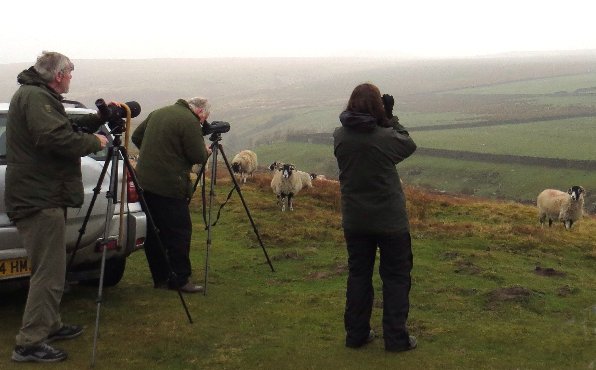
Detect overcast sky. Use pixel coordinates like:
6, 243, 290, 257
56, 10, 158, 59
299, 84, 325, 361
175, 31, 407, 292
2, 0, 596, 64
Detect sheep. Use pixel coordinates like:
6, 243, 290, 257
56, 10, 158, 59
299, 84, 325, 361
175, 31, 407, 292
295, 170, 313, 188
310, 173, 339, 185
537, 185, 585, 230
268, 161, 283, 171
270, 163, 309, 211
231, 150, 258, 184
310, 173, 325, 181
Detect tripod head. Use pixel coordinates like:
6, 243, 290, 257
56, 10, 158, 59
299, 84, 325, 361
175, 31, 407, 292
208, 132, 223, 143
108, 119, 126, 136
110, 131, 123, 147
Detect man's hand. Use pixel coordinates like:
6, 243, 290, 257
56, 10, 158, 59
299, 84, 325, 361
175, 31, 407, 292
382, 94, 395, 119
205, 144, 212, 156
94, 133, 108, 149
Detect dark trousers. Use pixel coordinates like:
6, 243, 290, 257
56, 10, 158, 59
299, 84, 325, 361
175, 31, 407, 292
142, 191, 193, 288
343, 231, 413, 350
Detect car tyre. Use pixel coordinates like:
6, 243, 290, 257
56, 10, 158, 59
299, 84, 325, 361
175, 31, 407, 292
81, 257, 127, 287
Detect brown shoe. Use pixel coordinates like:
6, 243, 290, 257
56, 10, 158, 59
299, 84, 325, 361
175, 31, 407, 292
173, 282, 204, 293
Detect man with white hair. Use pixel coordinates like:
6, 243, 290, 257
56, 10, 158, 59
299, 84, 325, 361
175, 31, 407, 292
6, 51, 108, 362
132, 97, 210, 293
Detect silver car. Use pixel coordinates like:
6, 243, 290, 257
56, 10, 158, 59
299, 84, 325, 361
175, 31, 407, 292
0, 102, 146, 287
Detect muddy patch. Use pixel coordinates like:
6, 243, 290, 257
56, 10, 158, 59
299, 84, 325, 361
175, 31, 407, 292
557, 285, 578, 297
454, 259, 482, 275
440, 251, 460, 260
306, 263, 348, 280
272, 251, 304, 261
486, 286, 532, 309
534, 266, 566, 277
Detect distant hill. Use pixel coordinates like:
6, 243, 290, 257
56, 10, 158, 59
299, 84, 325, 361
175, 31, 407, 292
3, 54, 596, 208
3, 53, 596, 153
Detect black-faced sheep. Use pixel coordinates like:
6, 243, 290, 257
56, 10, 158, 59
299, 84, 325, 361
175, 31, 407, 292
268, 161, 283, 171
309, 173, 339, 185
270, 163, 310, 211
537, 185, 585, 230
232, 150, 258, 184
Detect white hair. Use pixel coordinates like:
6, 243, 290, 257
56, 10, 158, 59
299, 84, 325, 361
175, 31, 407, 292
187, 97, 210, 115
33, 51, 74, 83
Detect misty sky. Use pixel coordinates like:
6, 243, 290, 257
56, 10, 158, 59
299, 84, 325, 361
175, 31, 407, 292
2, 0, 596, 64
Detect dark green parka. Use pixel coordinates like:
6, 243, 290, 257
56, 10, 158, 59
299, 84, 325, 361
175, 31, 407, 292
132, 99, 208, 200
333, 112, 417, 234
5, 67, 103, 221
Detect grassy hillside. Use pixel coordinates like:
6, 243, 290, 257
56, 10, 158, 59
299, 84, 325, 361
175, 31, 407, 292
252, 141, 596, 212
2, 54, 596, 151
1, 170, 594, 369
412, 118, 596, 160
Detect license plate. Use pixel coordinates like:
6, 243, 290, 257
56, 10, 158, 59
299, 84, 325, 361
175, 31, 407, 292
0, 257, 31, 280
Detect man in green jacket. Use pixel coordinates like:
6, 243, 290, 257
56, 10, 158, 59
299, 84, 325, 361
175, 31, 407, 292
6, 51, 108, 363
132, 98, 210, 293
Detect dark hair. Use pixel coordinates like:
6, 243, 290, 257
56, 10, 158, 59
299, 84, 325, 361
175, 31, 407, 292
345, 83, 389, 126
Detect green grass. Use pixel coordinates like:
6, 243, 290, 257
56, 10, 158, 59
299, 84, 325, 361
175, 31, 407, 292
446, 72, 596, 95
412, 117, 596, 160
399, 112, 485, 127
399, 155, 596, 202
256, 142, 337, 177
0, 173, 594, 369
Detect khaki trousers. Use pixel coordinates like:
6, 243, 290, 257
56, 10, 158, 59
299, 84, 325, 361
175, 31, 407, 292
15, 208, 66, 346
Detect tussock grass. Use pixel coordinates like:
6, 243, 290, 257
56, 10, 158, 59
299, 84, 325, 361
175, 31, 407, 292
0, 168, 594, 369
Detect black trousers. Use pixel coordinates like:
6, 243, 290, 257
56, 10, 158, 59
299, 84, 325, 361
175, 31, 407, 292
142, 191, 193, 288
343, 231, 413, 350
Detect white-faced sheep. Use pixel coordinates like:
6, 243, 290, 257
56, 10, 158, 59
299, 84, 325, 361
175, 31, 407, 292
537, 185, 585, 230
270, 163, 310, 211
232, 150, 258, 184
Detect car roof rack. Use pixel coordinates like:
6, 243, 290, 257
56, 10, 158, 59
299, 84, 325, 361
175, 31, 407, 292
62, 100, 87, 108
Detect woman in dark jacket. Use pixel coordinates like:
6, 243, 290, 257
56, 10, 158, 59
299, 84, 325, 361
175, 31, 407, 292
333, 83, 417, 352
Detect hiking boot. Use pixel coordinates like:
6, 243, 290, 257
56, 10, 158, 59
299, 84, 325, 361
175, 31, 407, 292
386, 335, 417, 352
172, 281, 204, 293
46, 324, 83, 342
346, 329, 375, 348
12, 343, 67, 362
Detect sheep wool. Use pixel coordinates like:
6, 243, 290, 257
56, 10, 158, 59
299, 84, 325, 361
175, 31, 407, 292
231, 150, 258, 184
270, 164, 307, 211
537, 186, 585, 230
295, 170, 313, 189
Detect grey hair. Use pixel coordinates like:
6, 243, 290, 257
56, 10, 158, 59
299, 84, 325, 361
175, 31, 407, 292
33, 51, 74, 83
187, 97, 210, 115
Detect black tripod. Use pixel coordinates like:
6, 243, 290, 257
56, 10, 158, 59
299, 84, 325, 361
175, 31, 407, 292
194, 132, 275, 295
67, 121, 193, 368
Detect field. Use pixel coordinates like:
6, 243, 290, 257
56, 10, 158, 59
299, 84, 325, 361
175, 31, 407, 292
1, 52, 596, 369
238, 56, 596, 209
0, 172, 594, 369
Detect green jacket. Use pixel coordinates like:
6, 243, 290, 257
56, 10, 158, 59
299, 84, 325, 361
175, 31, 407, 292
5, 67, 103, 221
132, 99, 208, 200
333, 112, 417, 234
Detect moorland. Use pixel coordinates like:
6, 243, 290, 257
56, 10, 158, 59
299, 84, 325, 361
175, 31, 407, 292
0, 53, 595, 369
0, 171, 594, 369
2, 53, 595, 207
